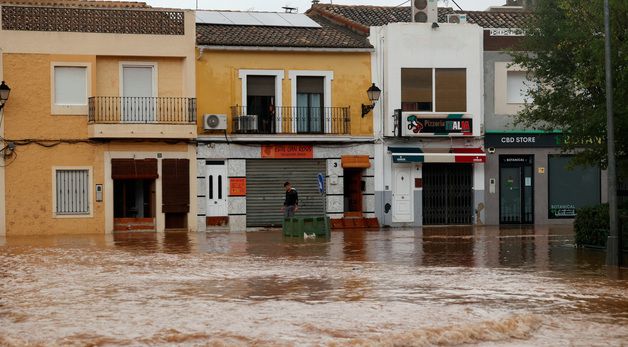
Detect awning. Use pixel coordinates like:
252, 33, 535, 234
341, 155, 371, 168
112, 159, 159, 180
390, 147, 486, 164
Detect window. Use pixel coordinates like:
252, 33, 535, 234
548, 156, 600, 219
401, 68, 432, 111
435, 69, 466, 112
507, 71, 533, 104
296, 76, 324, 133
247, 75, 277, 134
401, 68, 467, 112
54, 66, 87, 105
51, 63, 91, 115
55, 169, 91, 216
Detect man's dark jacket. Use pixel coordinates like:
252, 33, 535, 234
284, 188, 298, 206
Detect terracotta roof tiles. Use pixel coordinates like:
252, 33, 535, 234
0, 0, 149, 8
196, 14, 372, 49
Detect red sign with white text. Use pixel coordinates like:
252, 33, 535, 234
261, 145, 314, 159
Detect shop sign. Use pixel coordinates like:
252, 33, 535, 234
261, 145, 313, 159
229, 178, 246, 196
485, 133, 560, 148
549, 204, 576, 219
404, 116, 473, 136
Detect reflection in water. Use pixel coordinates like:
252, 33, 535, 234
0, 226, 626, 346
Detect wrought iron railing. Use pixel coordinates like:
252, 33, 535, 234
89, 97, 196, 124
230, 106, 350, 135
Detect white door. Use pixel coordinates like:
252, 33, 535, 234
206, 162, 228, 216
122, 65, 155, 123
392, 165, 414, 223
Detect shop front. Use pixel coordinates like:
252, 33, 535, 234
384, 144, 486, 226
196, 142, 375, 232
484, 133, 606, 225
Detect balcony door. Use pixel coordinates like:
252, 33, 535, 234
296, 76, 324, 134
122, 64, 156, 123
247, 76, 276, 134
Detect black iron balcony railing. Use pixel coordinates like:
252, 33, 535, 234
230, 105, 350, 135
88, 97, 196, 124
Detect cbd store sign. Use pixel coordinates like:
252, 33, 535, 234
403, 115, 473, 137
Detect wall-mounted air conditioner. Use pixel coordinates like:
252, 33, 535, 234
233, 115, 258, 133
447, 14, 468, 24
412, 0, 438, 23
203, 114, 227, 131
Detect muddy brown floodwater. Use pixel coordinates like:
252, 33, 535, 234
0, 226, 627, 347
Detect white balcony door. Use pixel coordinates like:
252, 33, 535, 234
206, 162, 228, 217
122, 65, 156, 123
392, 164, 414, 223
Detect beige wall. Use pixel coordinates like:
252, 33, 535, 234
96, 56, 185, 97
494, 62, 527, 115
0, 8, 196, 97
196, 50, 373, 136
5, 143, 105, 235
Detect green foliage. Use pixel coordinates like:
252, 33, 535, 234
511, 0, 628, 172
574, 204, 609, 247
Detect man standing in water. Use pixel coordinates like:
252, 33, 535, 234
282, 181, 299, 218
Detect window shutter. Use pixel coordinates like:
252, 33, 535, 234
162, 159, 190, 213
54, 66, 87, 105
56, 169, 90, 215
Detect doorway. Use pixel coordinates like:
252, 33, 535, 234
392, 164, 413, 223
423, 164, 473, 225
343, 169, 363, 217
247, 75, 276, 134
114, 179, 156, 231
206, 161, 227, 217
499, 155, 534, 224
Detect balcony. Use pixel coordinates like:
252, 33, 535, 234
88, 97, 197, 139
231, 106, 350, 135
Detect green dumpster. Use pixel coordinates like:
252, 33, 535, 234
283, 216, 331, 238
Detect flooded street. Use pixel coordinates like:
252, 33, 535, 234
0, 227, 627, 346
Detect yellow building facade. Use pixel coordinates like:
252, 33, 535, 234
0, 2, 197, 235
194, 12, 377, 231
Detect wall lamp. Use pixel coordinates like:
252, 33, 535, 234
361, 83, 381, 117
0, 81, 11, 111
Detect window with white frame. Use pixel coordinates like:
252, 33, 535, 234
507, 70, 533, 104
55, 169, 90, 215
54, 66, 88, 106
51, 63, 91, 116
401, 68, 467, 112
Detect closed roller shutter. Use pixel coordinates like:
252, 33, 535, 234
247, 159, 326, 227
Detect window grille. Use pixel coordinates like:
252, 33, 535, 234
56, 170, 90, 215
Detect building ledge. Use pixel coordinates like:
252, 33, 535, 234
88, 123, 196, 139
198, 134, 375, 143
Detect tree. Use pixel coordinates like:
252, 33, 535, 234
512, 0, 627, 172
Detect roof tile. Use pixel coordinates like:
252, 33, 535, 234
196, 14, 372, 49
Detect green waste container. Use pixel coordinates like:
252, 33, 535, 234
283, 216, 330, 238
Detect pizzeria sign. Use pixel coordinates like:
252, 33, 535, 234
403, 115, 473, 137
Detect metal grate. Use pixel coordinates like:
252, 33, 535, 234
1, 6, 185, 35
89, 97, 196, 124
56, 169, 90, 215
423, 164, 473, 225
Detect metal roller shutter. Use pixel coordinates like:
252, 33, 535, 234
246, 159, 326, 227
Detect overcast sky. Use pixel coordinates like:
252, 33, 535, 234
138, 0, 506, 12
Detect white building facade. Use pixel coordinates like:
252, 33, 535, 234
370, 23, 486, 227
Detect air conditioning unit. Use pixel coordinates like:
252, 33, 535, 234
203, 114, 227, 131
233, 115, 258, 133
447, 14, 468, 24
412, 0, 438, 23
